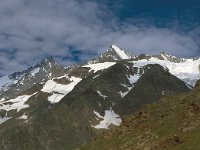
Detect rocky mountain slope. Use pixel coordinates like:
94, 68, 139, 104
0, 45, 199, 149
80, 80, 200, 150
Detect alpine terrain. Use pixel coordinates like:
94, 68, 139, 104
0, 45, 199, 150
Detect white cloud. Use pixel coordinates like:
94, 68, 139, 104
0, 0, 199, 76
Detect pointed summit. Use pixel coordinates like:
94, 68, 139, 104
89, 44, 135, 63
153, 52, 186, 63
110, 44, 131, 59
1, 58, 67, 98
37, 57, 60, 69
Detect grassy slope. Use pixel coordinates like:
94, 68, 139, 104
80, 80, 200, 150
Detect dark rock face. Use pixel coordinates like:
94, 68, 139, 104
119, 64, 190, 115
195, 80, 200, 88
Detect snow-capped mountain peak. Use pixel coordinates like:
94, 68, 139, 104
0, 57, 68, 99
153, 52, 186, 63
110, 44, 131, 59
89, 44, 135, 63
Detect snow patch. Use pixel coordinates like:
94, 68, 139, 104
49, 62, 52, 68
93, 74, 100, 79
131, 58, 200, 86
119, 90, 129, 98
92, 108, 122, 129
0, 97, 5, 103
0, 93, 37, 112
31, 67, 40, 76
18, 114, 28, 120
0, 75, 17, 92
119, 74, 141, 98
97, 91, 107, 99
48, 93, 65, 104
129, 74, 141, 84
56, 74, 68, 79
41, 76, 82, 104
0, 116, 12, 124
83, 62, 116, 73
94, 110, 103, 119
111, 45, 130, 59
161, 53, 168, 61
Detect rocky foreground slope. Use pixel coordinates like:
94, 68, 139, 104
0, 45, 199, 149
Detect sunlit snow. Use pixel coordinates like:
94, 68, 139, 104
92, 108, 122, 129
83, 62, 116, 73
97, 91, 107, 99
0, 93, 37, 112
30, 67, 40, 76
111, 44, 131, 59
119, 74, 141, 98
93, 74, 100, 79
131, 57, 200, 86
18, 114, 28, 120
0, 116, 12, 124
41, 76, 82, 104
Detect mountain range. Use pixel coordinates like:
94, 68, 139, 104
0, 45, 200, 150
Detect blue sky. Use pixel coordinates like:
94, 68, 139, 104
0, 0, 199, 76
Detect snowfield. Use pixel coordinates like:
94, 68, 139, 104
130, 57, 200, 86
41, 76, 82, 104
111, 44, 131, 59
83, 62, 116, 73
0, 93, 37, 112
0, 75, 18, 92
119, 74, 141, 98
92, 108, 122, 129
0, 92, 37, 124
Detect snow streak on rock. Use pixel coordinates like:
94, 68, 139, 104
97, 91, 107, 99
30, 67, 40, 76
111, 44, 131, 59
82, 62, 116, 73
119, 74, 141, 98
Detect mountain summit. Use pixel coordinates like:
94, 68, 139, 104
102, 44, 134, 60
90, 44, 135, 63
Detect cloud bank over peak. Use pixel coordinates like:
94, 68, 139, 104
0, 0, 199, 76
